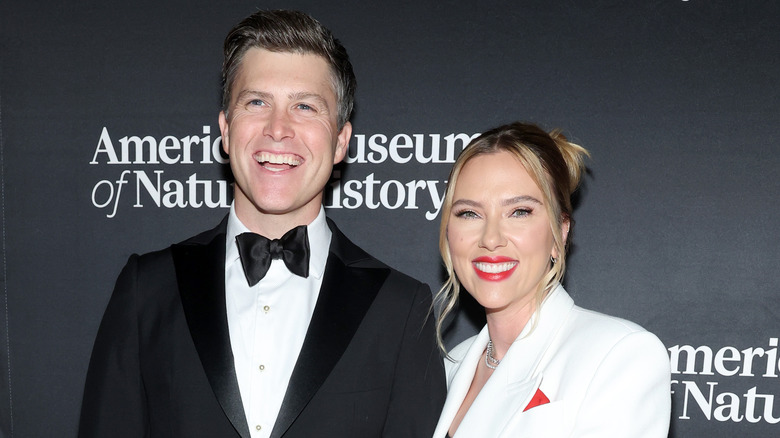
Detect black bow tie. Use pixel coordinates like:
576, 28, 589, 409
235, 226, 310, 286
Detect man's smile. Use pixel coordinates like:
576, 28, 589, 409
254, 151, 302, 171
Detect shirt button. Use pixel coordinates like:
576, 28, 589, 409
256, 425, 262, 431
259, 364, 265, 371
263, 305, 270, 313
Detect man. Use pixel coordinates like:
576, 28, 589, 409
79, 10, 445, 438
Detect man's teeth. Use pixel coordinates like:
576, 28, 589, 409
474, 262, 517, 273
255, 152, 301, 166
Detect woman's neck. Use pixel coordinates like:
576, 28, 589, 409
485, 299, 537, 360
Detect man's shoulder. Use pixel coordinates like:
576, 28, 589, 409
328, 219, 422, 281
128, 216, 227, 267
327, 218, 429, 302
174, 216, 228, 247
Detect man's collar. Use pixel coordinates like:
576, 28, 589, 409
225, 204, 331, 278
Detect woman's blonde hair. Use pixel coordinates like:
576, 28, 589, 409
434, 122, 589, 352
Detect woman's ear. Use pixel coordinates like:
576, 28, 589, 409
562, 218, 570, 244
552, 218, 570, 260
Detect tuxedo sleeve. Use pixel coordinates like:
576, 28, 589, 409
573, 330, 671, 437
381, 283, 447, 438
79, 255, 148, 437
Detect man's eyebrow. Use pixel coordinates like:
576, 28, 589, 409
234, 90, 272, 101
233, 90, 331, 111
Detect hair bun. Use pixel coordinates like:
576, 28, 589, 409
549, 129, 589, 193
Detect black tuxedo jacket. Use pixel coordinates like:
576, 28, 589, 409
79, 217, 446, 437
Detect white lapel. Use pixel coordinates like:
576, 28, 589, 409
434, 285, 575, 438
498, 285, 574, 379
432, 328, 489, 438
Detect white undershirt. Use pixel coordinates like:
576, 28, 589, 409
224, 204, 330, 438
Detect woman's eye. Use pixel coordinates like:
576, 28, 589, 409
454, 210, 479, 219
511, 208, 532, 217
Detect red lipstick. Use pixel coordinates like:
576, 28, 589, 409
472, 256, 518, 281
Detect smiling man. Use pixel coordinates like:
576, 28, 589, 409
79, 10, 445, 438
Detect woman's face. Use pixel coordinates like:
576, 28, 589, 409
447, 150, 558, 319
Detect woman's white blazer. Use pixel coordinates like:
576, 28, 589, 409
432, 284, 671, 438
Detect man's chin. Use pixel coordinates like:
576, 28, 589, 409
248, 198, 321, 218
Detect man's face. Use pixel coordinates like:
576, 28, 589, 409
219, 48, 351, 233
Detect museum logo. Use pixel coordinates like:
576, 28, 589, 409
670, 338, 780, 424
89, 126, 477, 220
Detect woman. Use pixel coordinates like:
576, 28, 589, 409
432, 122, 670, 437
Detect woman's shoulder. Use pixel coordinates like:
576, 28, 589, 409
545, 286, 662, 349
571, 305, 648, 335
562, 303, 667, 362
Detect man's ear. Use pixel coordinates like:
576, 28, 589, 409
333, 121, 352, 164
218, 111, 230, 155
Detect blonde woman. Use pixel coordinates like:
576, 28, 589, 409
432, 122, 670, 437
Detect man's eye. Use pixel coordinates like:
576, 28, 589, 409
296, 103, 314, 111
249, 99, 266, 106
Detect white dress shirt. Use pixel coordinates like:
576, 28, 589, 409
224, 204, 331, 438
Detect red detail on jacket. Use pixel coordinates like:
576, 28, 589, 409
523, 388, 550, 412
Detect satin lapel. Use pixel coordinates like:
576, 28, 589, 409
173, 223, 250, 438
270, 225, 388, 438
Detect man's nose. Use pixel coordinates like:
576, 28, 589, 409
264, 108, 294, 141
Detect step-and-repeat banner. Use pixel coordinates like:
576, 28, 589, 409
2, 1, 778, 436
